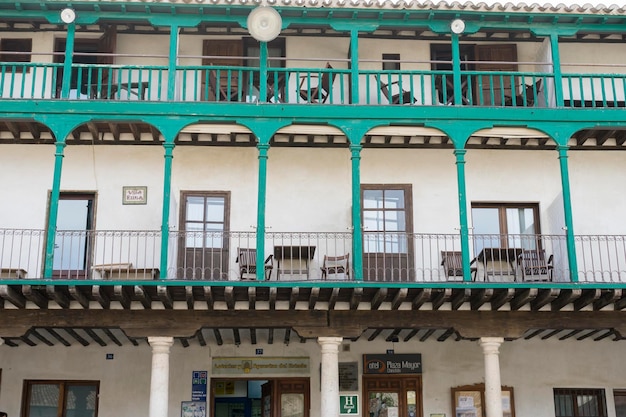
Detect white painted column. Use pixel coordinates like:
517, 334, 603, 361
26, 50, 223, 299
148, 336, 174, 417
318, 337, 343, 417
479, 337, 504, 417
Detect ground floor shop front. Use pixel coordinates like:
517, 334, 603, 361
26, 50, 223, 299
1, 336, 625, 417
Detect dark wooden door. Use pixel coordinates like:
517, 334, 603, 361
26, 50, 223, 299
202, 40, 243, 101
362, 185, 414, 282
275, 379, 309, 417
178, 192, 230, 280
363, 376, 422, 417
475, 44, 518, 105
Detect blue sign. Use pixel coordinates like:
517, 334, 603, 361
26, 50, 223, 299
192, 371, 208, 401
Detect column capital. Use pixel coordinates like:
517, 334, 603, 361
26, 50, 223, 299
479, 337, 504, 354
149, 336, 174, 352
318, 336, 343, 348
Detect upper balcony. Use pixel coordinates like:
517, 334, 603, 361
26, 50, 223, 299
0, 1, 625, 115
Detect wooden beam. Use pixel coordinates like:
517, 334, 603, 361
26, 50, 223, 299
470, 288, 492, 310
92, 285, 110, 309
157, 285, 173, 309
248, 287, 256, 310
21, 285, 48, 309
289, 287, 299, 310
203, 286, 214, 310
391, 288, 407, 310
185, 286, 195, 310
371, 288, 387, 310
69, 286, 90, 309
0, 285, 26, 308
328, 287, 339, 310
135, 286, 152, 309
350, 288, 362, 310
309, 287, 320, 310
47, 285, 70, 309
113, 285, 131, 309
412, 288, 431, 310
451, 289, 470, 310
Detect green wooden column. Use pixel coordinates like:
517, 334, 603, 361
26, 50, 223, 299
259, 42, 268, 103
451, 33, 463, 106
60, 22, 76, 99
248, 122, 284, 280
556, 144, 578, 282
453, 148, 472, 281
167, 24, 179, 101
350, 143, 363, 280
159, 139, 176, 279
256, 141, 270, 280
43, 121, 82, 278
350, 29, 360, 104
549, 33, 564, 107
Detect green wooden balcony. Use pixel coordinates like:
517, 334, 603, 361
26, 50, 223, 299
2, 61, 625, 109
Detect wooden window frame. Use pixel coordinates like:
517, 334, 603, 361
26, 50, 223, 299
22, 380, 100, 417
613, 389, 626, 417
471, 202, 541, 249
554, 388, 607, 417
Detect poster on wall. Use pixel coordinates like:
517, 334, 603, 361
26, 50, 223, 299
191, 371, 208, 401
181, 401, 206, 417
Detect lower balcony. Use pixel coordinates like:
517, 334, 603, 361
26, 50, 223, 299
1, 229, 626, 284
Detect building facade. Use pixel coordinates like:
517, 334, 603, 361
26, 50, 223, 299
0, 1, 625, 417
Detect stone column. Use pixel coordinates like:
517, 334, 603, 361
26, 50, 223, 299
148, 336, 174, 417
318, 337, 343, 417
479, 337, 504, 417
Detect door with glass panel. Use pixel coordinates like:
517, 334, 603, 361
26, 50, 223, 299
23, 380, 99, 417
363, 376, 422, 417
471, 203, 540, 256
52, 193, 95, 279
179, 191, 230, 279
362, 185, 414, 281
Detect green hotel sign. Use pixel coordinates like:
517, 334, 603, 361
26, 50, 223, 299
339, 395, 359, 415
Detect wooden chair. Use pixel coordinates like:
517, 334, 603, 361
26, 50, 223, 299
505, 79, 542, 107
236, 248, 273, 280
298, 63, 336, 103
441, 251, 477, 280
209, 69, 239, 102
320, 253, 350, 280
381, 80, 416, 105
518, 249, 553, 281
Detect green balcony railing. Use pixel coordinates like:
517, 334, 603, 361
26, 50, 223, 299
0, 61, 625, 109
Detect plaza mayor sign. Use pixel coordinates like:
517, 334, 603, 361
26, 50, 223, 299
363, 353, 422, 374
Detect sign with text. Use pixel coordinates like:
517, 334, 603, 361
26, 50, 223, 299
363, 353, 422, 374
339, 362, 358, 391
191, 371, 207, 401
122, 186, 147, 205
213, 357, 310, 375
339, 395, 359, 414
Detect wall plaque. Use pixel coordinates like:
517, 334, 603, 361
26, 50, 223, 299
123, 186, 147, 205
339, 362, 359, 391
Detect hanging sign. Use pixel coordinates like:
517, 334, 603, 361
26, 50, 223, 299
363, 353, 422, 374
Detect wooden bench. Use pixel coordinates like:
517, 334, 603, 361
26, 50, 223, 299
0, 268, 27, 278
441, 251, 477, 281
91, 263, 159, 280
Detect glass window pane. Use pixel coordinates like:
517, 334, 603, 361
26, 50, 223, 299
472, 208, 501, 235
186, 197, 205, 221
65, 385, 97, 417
363, 190, 384, 209
185, 223, 204, 248
368, 392, 399, 417
364, 210, 384, 232
407, 391, 417, 417
205, 197, 225, 222
28, 384, 60, 417
385, 212, 406, 232
384, 189, 405, 209
281, 393, 304, 417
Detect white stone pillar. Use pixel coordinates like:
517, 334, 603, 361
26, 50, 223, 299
148, 336, 174, 417
318, 337, 343, 417
479, 337, 504, 417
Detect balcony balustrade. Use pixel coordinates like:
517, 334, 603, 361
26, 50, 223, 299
1, 228, 625, 283
1, 59, 624, 109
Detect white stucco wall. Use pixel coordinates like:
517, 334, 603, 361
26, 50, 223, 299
0, 338, 624, 417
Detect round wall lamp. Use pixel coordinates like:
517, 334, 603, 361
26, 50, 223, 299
247, 6, 282, 42
60, 8, 76, 24
450, 18, 466, 35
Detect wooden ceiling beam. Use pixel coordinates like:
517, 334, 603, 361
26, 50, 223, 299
113, 285, 132, 309
391, 288, 407, 310
157, 285, 174, 309
103, 328, 123, 346
135, 286, 152, 309
248, 287, 256, 310
68, 286, 90, 309
21, 285, 48, 309
47, 285, 70, 309
0, 285, 26, 308
91, 285, 110, 309
309, 287, 320, 309
371, 288, 387, 310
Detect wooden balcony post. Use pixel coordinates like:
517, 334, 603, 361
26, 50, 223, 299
557, 144, 578, 282
60, 22, 76, 99
160, 139, 176, 279
454, 148, 472, 282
